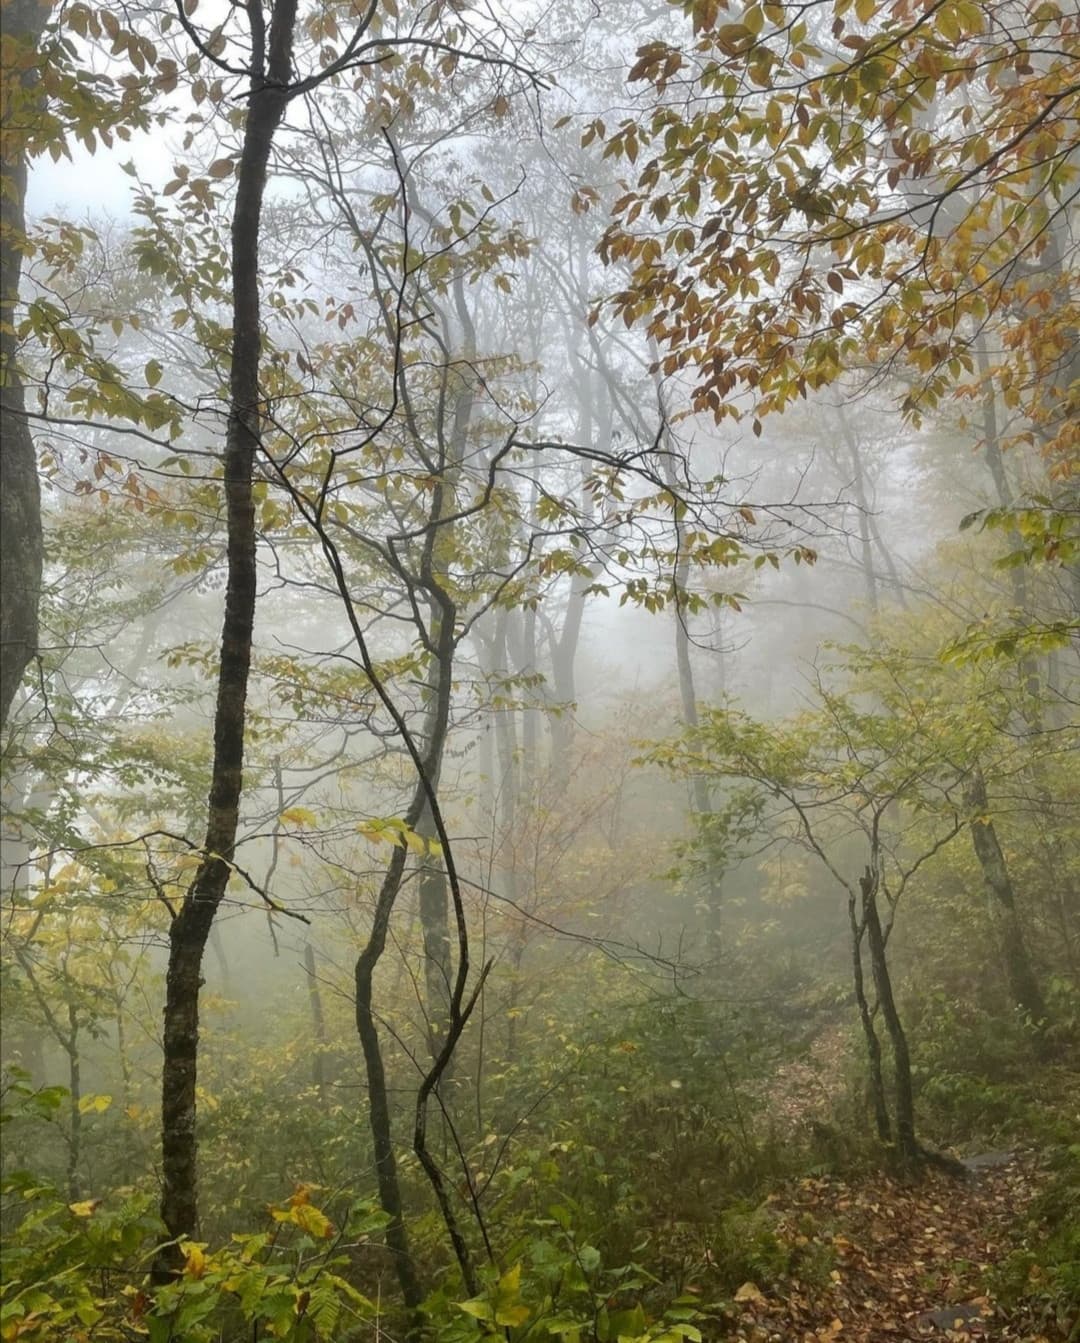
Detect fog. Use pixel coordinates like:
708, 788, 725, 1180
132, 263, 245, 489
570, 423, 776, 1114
2, 0, 1077, 1338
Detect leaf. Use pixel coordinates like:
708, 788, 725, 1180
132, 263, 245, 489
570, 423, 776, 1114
291, 1200, 333, 1239
280, 806, 318, 828
498, 1264, 521, 1297
498, 1304, 532, 1327
182, 1241, 207, 1278
68, 1199, 102, 1217
78, 1093, 112, 1114
458, 1298, 495, 1322
208, 157, 234, 179
608, 1304, 646, 1337
144, 359, 162, 388
734, 1281, 766, 1304
402, 828, 426, 855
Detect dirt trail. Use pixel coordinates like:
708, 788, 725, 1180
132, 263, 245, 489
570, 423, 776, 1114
716, 1153, 1047, 1340
722, 1032, 1056, 1340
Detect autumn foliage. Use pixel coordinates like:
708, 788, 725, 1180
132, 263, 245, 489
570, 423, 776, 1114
599, 0, 1079, 472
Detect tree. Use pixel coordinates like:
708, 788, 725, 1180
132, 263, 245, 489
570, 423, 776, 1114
598, 0, 1079, 476
650, 683, 966, 1167
0, 0, 50, 725
1, 0, 167, 726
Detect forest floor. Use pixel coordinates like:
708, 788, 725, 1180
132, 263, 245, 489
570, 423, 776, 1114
716, 1153, 1050, 1342
712, 1028, 1065, 1341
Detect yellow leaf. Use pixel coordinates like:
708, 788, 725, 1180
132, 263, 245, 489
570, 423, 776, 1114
291, 1200, 334, 1239
288, 1182, 317, 1207
281, 806, 318, 828
69, 1199, 102, 1217
498, 1304, 531, 1326
182, 1242, 207, 1278
734, 1281, 766, 1304
499, 1262, 522, 1296
855, 0, 875, 22
78, 1093, 112, 1114
403, 829, 426, 855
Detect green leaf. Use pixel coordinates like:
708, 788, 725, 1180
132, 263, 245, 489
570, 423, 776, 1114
458, 1298, 495, 1322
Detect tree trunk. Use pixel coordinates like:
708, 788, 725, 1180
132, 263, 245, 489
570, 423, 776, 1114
847, 891, 890, 1143
115, 1005, 132, 1111
836, 408, 880, 614
548, 355, 602, 783
964, 769, 1048, 1023
354, 596, 455, 1313
521, 581, 539, 779
654, 366, 722, 935
0, 0, 50, 727
304, 942, 327, 1097
861, 869, 918, 1166
65, 1004, 81, 1201
418, 800, 452, 1056
549, 577, 584, 783
157, 4, 295, 1269
355, 821, 427, 1316
492, 607, 518, 818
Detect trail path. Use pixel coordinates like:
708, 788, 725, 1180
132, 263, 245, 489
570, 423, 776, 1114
718, 1027, 1061, 1340
716, 1153, 1050, 1341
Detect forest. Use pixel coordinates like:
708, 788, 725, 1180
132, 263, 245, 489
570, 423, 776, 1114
0, 0, 1077, 1339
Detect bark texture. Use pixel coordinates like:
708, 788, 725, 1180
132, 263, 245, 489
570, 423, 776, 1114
158, 0, 295, 1264
0, 0, 49, 727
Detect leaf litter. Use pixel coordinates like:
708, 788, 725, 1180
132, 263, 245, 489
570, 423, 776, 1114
708, 1151, 1063, 1342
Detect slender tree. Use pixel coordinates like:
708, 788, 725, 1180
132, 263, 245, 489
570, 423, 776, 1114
0, 0, 50, 726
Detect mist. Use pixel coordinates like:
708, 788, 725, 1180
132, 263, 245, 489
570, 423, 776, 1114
1, 0, 1077, 1339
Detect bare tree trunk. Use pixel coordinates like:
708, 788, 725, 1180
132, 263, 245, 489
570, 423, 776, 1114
548, 351, 602, 782
549, 571, 586, 783
12, 943, 82, 1195
847, 891, 890, 1143
355, 843, 424, 1313
354, 617, 455, 1312
492, 608, 518, 818
115, 1005, 132, 1112
861, 870, 917, 1166
836, 409, 880, 614
304, 942, 327, 1097
157, 2, 295, 1270
353, 564, 457, 1310
65, 1004, 82, 1201
654, 361, 722, 935
0, 0, 50, 726
521, 572, 539, 778
964, 769, 1047, 1024
504, 931, 526, 1061
418, 800, 452, 1055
